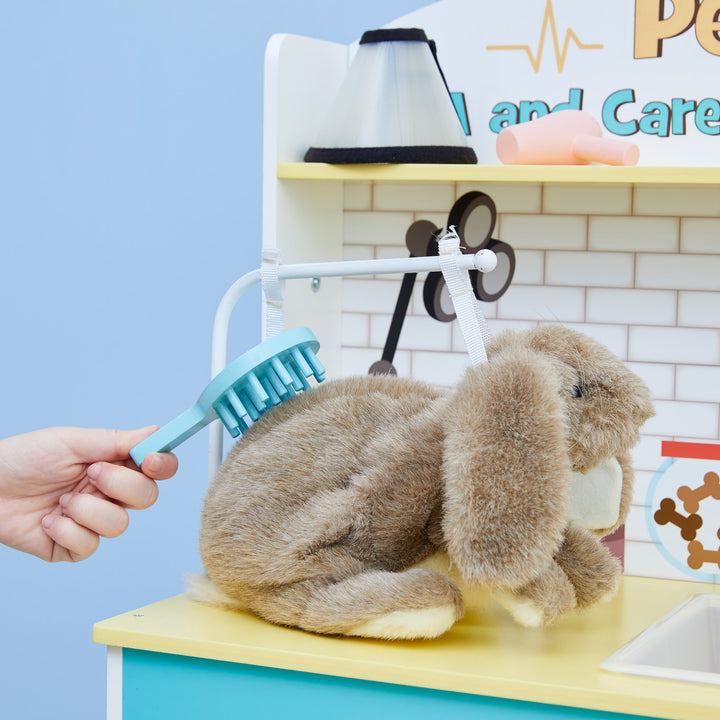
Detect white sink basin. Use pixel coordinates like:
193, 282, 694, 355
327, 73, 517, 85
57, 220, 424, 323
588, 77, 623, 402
601, 594, 720, 686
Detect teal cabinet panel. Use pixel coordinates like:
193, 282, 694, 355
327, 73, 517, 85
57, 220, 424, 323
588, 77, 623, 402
122, 649, 663, 720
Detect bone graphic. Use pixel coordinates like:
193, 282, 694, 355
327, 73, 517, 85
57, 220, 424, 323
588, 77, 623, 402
677, 471, 720, 514
654, 497, 703, 541
687, 532, 720, 570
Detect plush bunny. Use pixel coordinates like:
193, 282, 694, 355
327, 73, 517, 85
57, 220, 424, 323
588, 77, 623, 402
193, 325, 654, 639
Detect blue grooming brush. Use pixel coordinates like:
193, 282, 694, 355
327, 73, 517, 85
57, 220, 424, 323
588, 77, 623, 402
130, 327, 325, 465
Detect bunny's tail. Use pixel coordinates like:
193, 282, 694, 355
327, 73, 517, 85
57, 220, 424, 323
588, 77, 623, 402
185, 573, 247, 612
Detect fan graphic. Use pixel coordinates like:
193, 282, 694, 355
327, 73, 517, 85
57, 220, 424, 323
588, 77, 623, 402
369, 192, 515, 376
648, 441, 720, 582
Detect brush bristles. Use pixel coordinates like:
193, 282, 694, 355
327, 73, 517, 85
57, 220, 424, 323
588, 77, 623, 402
213, 344, 325, 438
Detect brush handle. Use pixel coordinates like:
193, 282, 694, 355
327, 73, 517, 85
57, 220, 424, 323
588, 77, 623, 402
130, 405, 212, 466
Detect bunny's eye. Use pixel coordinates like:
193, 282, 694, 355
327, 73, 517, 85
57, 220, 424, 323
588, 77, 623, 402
571, 384, 583, 398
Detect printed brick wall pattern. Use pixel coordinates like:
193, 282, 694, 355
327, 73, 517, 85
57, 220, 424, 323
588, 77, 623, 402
339, 181, 720, 584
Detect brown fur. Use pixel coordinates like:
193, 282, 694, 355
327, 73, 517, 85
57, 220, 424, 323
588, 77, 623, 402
196, 325, 654, 638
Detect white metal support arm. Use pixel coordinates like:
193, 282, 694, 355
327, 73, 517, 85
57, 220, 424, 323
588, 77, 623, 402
208, 247, 497, 478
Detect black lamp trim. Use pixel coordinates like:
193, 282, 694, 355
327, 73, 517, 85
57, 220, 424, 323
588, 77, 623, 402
304, 145, 478, 165
359, 28, 429, 45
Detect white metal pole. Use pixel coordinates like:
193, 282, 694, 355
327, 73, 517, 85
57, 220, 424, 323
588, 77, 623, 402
208, 249, 497, 478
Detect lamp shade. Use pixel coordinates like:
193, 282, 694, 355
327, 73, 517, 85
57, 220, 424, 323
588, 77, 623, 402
305, 28, 476, 164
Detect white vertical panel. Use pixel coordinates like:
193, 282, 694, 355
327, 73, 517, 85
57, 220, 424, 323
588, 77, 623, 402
263, 34, 349, 376
106, 646, 123, 720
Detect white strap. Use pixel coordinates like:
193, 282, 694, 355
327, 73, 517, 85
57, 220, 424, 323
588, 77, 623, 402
261, 248, 285, 338
438, 226, 492, 366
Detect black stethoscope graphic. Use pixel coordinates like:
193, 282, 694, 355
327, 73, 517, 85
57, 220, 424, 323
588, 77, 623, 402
369, 191, 515, 375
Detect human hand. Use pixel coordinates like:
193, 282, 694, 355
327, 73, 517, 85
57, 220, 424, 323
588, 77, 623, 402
0, 426, 178, 562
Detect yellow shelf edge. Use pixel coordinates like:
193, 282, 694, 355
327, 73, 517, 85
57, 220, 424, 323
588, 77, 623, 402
278, 162, 720, 185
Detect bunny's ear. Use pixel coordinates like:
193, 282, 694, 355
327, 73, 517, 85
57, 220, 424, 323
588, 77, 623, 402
441, 347, 571, 589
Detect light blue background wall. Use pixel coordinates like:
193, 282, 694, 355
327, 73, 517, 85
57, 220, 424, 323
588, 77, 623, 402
0, 2, 425, 718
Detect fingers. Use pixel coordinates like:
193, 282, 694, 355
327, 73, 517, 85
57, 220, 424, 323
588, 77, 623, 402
60, 492, 129, 538
41, 514, 100, 562
87, 462, 159, 510
34, 427, 178, 563
40, 493, 132, 562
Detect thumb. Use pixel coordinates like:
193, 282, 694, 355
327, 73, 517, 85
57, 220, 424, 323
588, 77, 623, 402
57, 426, 160, 463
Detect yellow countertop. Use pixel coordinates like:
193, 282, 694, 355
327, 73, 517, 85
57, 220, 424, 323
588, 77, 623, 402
94, 576, 720, 720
